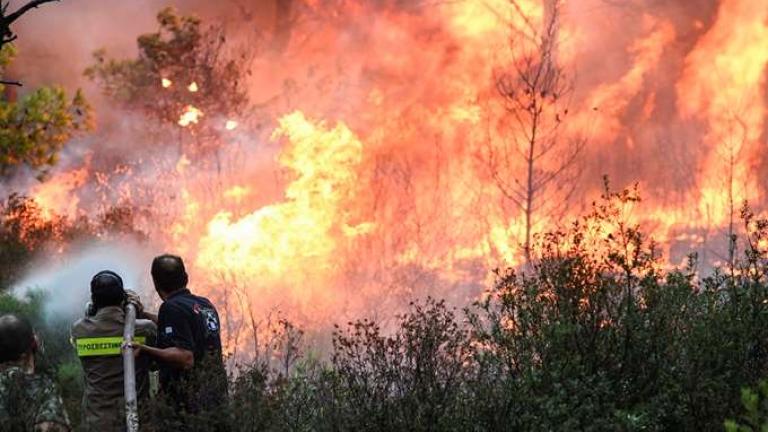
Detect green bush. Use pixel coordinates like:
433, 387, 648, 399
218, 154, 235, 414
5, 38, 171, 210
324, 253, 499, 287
725, 381, 768, 432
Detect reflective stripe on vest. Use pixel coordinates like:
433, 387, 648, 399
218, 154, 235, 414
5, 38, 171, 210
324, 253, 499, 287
75, 336, 146, 357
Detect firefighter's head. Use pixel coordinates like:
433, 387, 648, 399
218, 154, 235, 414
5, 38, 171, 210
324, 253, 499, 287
90, 270, 126, 310
151, 254, 188, 300
0, 314, 37, 366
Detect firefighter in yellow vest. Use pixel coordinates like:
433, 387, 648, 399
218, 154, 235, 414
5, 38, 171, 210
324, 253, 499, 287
70, 270, 157, 431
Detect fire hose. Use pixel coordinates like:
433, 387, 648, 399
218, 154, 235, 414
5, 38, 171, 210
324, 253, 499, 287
123, 303, 139, 432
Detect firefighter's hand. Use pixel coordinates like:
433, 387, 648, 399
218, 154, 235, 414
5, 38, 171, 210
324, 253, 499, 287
124, 289, 144, 316
122, 341, 144, 357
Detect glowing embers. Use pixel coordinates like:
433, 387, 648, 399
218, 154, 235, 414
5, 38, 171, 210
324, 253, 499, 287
178, 105, 203, 127
160, 77, 204, 127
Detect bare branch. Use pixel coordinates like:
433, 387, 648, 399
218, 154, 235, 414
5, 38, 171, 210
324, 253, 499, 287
4, 0, 59, 25
481, 0, 585, 263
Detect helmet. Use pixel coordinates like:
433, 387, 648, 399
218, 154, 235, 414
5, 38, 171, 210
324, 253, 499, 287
90, 270, 126, 309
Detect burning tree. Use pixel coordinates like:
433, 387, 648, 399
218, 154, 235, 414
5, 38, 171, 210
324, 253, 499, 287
716, 114, 749, 271
481, 0, 584, 263
85, 6, 248, 159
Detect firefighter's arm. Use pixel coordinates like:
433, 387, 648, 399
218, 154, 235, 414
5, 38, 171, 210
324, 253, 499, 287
135, 344, 194, 370
125, 290, 158, 324
143, 302, 194, 369
141, 311, 158, 324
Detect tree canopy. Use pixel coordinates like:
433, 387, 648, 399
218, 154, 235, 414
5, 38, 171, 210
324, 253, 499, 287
0, 45, 92, 177
86, 7, 248, 156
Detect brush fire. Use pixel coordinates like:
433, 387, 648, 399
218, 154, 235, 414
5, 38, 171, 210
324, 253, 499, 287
4, 0, 768, 356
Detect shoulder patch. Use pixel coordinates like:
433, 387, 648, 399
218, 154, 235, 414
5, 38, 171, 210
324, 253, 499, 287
200, 308, 220, 333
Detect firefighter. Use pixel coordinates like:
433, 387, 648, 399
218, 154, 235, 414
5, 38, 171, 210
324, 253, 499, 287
0, 313, 71, 432
70, 270, 157, 431
132, 254, 227, 426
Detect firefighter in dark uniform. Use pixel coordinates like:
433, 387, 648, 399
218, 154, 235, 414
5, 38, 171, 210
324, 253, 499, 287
70, 270, 157, 431
133, 254, 227, 428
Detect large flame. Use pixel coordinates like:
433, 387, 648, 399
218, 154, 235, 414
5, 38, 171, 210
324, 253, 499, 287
196, 112, 371, 310
30, 167, 89, 220
678, 0, 768, 227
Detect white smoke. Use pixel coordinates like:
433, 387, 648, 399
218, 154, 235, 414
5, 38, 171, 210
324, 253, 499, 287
12, 241, 158, 321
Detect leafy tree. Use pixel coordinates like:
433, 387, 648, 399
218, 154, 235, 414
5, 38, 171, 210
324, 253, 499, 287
0, 45, 92, 176
86, 7, 248, 158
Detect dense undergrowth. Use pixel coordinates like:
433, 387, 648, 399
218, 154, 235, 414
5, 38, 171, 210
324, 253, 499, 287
3, 187, 768, 431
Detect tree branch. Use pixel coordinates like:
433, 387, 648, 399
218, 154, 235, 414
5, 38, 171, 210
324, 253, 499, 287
5, 0, 59, 25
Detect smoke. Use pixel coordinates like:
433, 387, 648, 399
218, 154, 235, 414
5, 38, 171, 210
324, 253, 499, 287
12, 241, 157, 322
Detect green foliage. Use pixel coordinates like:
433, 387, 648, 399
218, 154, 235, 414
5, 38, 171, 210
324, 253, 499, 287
462, 186, 768, 431
85, 6, 247, 154
0, 45, 92, 176
0, 287, 45, 320
327, 298, 471, 431
725, 381, 768, 432
0, 44, 16, 69
56, 360, 84, 428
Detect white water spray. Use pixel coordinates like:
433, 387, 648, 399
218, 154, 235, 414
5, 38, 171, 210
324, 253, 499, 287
11, 241, 157, 321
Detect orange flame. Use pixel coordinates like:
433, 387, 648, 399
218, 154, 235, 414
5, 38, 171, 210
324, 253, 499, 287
196, 112, 370, 311
678, 0, 768, 226
30, 167, 89, 220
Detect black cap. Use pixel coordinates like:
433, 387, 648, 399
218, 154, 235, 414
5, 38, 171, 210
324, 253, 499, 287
0, 314, 35, 363
91, 270, 125, 308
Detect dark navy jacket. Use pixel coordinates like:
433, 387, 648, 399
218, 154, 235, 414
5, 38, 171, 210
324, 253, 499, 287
157, 288, 226, 411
